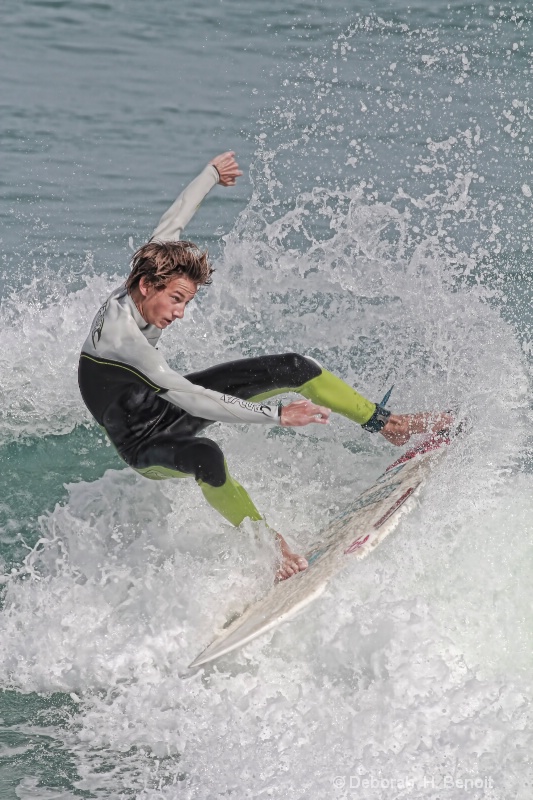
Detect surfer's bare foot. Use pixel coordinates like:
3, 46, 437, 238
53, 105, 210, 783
275, 533, 308, 581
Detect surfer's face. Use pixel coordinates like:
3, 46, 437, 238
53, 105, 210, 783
137, 274, 198, 329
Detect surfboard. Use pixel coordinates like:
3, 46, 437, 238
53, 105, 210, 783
189, 432, 449, 669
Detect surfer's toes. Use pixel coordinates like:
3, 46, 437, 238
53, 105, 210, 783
276, 554, 308, 582
295, 555, 308, 571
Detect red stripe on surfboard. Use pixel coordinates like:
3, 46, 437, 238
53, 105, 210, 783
373, 487, 415, 529
343, 487, 415, 554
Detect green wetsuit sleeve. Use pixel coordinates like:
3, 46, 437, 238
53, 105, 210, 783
299, 368, 376, 425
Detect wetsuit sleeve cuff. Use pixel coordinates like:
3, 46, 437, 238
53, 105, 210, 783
361, 403, 391, 432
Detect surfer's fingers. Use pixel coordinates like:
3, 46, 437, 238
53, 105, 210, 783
380, 416, 411, 445
281, 399, 329, 426
210, 151, 243, 185
431, 410, 455, 430
310, 404, 330, 424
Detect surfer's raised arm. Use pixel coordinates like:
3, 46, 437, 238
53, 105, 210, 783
151, 151, 243, 243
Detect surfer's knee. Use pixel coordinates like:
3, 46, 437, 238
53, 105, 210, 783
192, 439, 226, 487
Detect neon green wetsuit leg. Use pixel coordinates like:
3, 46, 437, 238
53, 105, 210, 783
137, 461, 262, 526
198, 462, 263, 526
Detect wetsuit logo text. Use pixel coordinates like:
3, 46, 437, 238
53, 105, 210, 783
91, 301, 108, 348
220, 394, 271, 417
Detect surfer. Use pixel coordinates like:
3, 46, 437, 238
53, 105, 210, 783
78, 151, 451, 580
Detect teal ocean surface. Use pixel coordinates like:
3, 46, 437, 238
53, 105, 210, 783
1, 1, 533, 797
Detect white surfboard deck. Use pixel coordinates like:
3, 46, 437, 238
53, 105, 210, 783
189, 438, 446, 670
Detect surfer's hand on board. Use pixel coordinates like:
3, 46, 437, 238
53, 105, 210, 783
380, 411, 455, 446
209, 151, 243, 186
280, 399, 331, 427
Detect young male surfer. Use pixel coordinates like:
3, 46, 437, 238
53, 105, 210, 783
78, 152, 451, 580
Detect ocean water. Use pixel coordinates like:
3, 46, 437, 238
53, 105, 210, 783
1, 0, 533, 797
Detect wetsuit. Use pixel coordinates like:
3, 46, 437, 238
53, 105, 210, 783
78, 164, 378, 525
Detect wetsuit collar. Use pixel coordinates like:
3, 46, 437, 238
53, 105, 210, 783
125, 290, 152, 330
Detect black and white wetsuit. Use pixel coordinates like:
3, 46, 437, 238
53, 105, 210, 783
78, 165, 322, 489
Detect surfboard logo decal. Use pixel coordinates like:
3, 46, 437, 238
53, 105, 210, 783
344, 534, 370, 554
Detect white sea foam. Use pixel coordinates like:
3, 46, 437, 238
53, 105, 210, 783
2, 454, 533, 798
0, 273, 118, 446
2, 10, 533, 797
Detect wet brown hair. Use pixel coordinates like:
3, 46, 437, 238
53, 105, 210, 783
126, 240, 214, 293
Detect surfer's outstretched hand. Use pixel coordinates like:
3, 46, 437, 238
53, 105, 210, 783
209, 151, 243, 186
275, 533, 308, 582
280, 399, 331, 427
380, 411, 455, 446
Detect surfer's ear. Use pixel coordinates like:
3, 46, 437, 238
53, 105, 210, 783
138, 276, 152, 297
